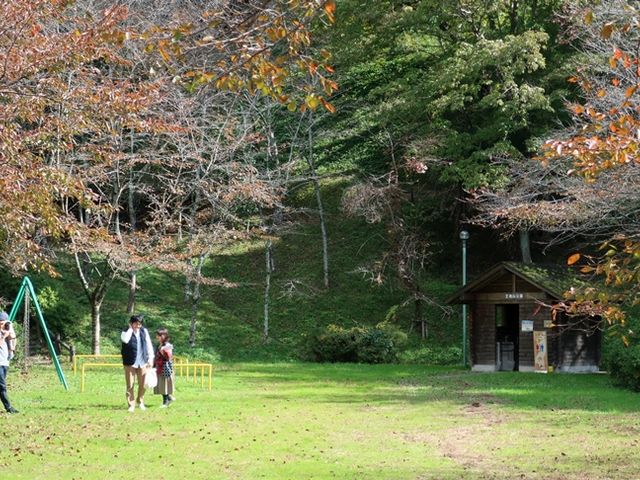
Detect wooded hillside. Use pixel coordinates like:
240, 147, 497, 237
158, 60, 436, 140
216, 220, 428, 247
1, 0, 639, 363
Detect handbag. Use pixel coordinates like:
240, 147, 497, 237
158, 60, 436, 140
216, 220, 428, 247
144, 367, 158, 389
162, 360, 174, 377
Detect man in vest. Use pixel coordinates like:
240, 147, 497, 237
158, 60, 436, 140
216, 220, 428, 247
0, 311, 18, 413
121, 315, 154, 412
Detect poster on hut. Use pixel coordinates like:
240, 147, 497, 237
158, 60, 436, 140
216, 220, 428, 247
534, 331, 548, 373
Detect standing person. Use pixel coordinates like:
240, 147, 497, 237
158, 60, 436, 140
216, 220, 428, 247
0, 312, 18, 414
121, 315, 153, 413
153, 328, 175, 408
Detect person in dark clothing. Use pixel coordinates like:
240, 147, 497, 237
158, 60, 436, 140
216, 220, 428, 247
121, 315, 153, 412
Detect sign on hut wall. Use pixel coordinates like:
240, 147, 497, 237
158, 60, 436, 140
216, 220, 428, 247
505, 293, 524, 299
521, 320, 534, 332
534, 331, 548, 373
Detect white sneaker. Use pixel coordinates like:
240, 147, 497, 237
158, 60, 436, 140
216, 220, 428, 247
128, 405, 135, 413
159, 403, 168, 408
138, 403, 146, 411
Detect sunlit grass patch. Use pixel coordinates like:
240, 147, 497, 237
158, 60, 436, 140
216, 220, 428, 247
2, 363, 639, 479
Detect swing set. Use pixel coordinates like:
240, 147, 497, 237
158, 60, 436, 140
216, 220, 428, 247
6, 276, 68, 390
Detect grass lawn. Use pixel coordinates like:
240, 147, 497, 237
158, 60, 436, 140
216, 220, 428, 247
2, 363, 639, 479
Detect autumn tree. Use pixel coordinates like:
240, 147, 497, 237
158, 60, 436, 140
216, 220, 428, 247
342, 166, 452, 338
134, 0, 337, 346
1, 0, 337, 352
0, 2, 138, 274
541, 1, 640, 330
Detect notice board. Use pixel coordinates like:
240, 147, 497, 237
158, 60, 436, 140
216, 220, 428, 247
534, 331, 548, 373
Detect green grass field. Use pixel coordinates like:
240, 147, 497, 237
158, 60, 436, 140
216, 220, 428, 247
2, 363, 639, 479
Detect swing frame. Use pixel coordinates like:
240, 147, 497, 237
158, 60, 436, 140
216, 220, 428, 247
7, 276, 68, 390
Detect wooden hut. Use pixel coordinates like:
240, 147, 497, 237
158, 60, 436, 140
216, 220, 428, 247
447, 262, 601, 373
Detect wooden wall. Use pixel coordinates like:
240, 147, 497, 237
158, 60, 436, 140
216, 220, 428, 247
517, 301, 555, 369
557, 317, 601, 370
471, 303, 495, 365
472, 299, 557, 370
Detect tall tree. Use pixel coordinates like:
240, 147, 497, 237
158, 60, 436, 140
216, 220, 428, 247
315, 0, 572, 269
0, 2, 139, 274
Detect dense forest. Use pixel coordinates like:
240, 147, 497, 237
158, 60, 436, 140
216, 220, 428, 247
2, 0, 640, 385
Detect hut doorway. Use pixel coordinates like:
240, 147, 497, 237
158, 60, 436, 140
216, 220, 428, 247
495, 304, 519, 371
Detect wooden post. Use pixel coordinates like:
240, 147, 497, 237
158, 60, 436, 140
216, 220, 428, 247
54, 333, 61, 355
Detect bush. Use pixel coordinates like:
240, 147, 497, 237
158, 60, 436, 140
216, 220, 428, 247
311, 324, 358, 362
603, 320, 640, 390
397, 345, 462, 365
180, 347, 221, 364
309, 322, 406, 364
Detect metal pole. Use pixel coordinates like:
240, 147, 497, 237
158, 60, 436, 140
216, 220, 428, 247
460, 231, 469, 367
23, 289, 30, 370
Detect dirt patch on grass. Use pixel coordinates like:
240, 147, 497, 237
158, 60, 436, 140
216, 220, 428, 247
435, 401, 633, 480
438, 401, 505, 471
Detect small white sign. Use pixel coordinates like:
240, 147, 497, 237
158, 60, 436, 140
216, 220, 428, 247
544, 320, 553, 329
521, 320, 534, 332
505, 293, 524, 299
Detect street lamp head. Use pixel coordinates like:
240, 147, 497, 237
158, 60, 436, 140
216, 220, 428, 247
459, 230, 469, 241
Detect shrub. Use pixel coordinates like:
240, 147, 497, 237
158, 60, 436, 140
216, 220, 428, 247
603, 320, 640, 391
309, 322, 406, 364
397, 345, 462, 365
311, 324, 359, 362
180, 347, 221, 364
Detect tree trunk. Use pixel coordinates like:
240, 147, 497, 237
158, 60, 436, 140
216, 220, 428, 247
91, 300, 102, 355
314, 180, 330, 289
127, 272, 137, 314
307, 116, 329, 288
263, 240, 273, 341
188, 254, 205, 347
184, 277, 192, 303
415, 297, 426, 339
519, 229, 533, 264
127, 166, 138, 314
189, 288, 199, 348
509, 0, 519, 33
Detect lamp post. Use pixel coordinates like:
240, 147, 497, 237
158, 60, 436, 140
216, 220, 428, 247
460, 230, 469, 367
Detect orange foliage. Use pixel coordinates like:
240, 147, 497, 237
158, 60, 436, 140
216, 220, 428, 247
0, 1, 162, 273
541, 10, 640, 328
